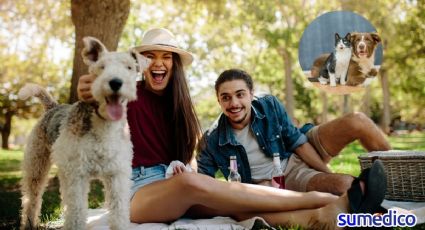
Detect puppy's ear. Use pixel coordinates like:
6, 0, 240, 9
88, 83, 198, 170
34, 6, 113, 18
81, 37, 108, 65
371, 33, 381, 44
130, 49, 151, 73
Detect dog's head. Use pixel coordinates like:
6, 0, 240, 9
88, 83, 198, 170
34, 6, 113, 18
350, 32, 381, 59
81, 37, 149, 121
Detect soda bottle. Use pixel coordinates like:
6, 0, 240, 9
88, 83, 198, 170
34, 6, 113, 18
228, 155, 241, 182
271, 153, 285, 189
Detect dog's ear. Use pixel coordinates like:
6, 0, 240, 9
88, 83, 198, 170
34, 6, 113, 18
130, 49, 151, 73
81, 37, 108, 65
350, 32, 358, 44
371, 33, 381, 44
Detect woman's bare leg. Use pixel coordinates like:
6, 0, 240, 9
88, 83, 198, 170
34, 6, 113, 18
130, 173, 338, 223
235, 194, 349, 230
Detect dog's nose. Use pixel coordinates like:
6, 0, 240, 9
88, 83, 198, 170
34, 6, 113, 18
109, 78, 123, 92
359, 44, 365, 50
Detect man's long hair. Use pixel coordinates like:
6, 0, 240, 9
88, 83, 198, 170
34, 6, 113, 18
171, 53, 202, 163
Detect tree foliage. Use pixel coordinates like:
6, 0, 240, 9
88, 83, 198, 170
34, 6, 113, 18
0, 0, 72, 148
1, 0, 424, 148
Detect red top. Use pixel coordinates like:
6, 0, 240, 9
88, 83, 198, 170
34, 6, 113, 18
127, 81, 176, 168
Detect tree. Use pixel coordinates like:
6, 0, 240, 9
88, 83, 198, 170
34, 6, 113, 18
69, 0, 130, 103
341, 0, 425, 129
0, 0, 72, 149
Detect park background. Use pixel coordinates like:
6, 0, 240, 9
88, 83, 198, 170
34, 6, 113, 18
0, 0, 424, 229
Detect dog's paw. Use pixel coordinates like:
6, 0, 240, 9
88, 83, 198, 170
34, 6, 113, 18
318, 77, 328, 85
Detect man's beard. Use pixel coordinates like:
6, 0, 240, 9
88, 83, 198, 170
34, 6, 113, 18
232, 112, 248, 124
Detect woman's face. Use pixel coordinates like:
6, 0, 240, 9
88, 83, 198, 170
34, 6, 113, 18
142, 50, 173, 95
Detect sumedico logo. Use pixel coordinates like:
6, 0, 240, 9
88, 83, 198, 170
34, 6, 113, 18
337, 209, 417, 228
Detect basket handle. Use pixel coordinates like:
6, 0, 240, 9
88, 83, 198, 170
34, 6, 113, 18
370, 156, 379, 163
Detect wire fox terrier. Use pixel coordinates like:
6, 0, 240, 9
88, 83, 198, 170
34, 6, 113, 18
19, 37, 148, 230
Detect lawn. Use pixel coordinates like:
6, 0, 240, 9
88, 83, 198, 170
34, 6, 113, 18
0, 149, 104, 229
1, 132, 424, 229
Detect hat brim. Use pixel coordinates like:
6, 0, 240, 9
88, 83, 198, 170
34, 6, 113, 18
133, 45, 194, 66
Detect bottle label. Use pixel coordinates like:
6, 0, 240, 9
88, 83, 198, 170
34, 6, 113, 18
230, 160, 238, 171
272, 176, 285, 189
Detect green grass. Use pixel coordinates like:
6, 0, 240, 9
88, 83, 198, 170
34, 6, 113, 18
329, 132, 425, 176
1, 132, 425, 229
0, 148, 104, 229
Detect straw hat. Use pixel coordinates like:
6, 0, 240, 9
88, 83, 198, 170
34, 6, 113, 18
133, 28, 193, 66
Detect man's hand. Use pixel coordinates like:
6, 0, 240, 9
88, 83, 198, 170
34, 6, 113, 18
295, 142, 332, 173
77, 74, 96, 102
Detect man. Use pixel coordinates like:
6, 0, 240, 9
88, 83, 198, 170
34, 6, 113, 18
197, 69, 390, 195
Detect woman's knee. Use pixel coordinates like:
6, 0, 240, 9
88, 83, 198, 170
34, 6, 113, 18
172, 173, 211, 196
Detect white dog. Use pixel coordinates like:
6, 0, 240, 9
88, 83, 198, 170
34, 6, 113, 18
19, 37, 148, 230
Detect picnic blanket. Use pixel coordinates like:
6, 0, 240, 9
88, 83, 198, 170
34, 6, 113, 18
86, 209, 271, 230
86, 200, 425, 229
381, 200, 425, 224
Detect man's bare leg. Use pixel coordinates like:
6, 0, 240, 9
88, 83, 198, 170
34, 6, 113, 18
304, 112, 390, 194
317, 112, 391, 156
307, 173, 354, 195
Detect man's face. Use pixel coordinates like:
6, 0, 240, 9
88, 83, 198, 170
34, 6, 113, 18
217, 79, 253, 130
142, 50, 173, 95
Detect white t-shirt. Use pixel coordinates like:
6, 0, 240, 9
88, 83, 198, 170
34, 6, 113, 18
233, 125, 287, 181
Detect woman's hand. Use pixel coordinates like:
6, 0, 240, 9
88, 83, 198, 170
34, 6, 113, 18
165, 161, 193, 178
77, 74, 96, 102
172, 164, 187, 175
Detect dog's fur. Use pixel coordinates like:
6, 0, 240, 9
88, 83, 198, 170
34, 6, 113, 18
346, 32, 381, 86
19, 37, 140, 230
311, 32, 381, 87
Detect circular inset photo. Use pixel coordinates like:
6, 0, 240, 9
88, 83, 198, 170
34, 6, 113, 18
299, 11, 383, 94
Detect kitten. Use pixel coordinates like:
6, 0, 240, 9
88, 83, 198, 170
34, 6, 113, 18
318, 33, 352, 87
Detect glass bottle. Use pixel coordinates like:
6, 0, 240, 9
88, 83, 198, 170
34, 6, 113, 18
271, 153, 285, 189
228, 155, 241, 182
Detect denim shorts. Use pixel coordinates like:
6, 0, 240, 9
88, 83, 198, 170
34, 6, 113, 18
130, 164, 168, 199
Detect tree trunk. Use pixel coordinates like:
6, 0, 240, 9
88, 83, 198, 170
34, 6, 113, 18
321, 91, 328, 123
342, 95, 350, 115
380, 68, 391, 133
69, 0, 130, 103
280, 49, 295, 119
362, 87, 371, 117
1, 111, 13, 150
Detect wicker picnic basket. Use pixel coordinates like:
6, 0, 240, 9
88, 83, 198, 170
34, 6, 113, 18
358, 150, 425, 202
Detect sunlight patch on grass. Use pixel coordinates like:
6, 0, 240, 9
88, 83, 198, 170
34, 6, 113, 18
1, 133, 425, 228
0, 170, 22, 177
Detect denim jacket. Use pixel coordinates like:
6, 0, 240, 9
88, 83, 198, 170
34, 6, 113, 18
197, 95, 314, 183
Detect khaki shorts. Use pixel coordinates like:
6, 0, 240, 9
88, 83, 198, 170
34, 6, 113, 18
283, 126, 331, 192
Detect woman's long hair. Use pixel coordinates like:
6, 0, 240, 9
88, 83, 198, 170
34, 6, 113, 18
171, 53, 202, 163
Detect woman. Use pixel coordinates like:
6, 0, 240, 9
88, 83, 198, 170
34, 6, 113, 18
78, 28, 386, 229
